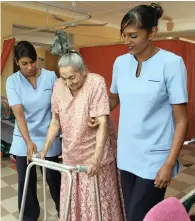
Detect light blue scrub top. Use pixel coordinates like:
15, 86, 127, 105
6, 69, 61, 157
110, 49, 188, 179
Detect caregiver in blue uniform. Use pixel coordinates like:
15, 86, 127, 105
111, 3, 189, 221
6, 41, 61, 221
89, 3, 188, 221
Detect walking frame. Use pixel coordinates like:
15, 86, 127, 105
180, 188, 195, 204
18, 154, 195, 221
19, 154, 102, 221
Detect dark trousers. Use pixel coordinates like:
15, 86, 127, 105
120, 170, 166, 221
16, 156, 61, 221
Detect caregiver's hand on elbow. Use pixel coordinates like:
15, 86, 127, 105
88, 117, 99, 129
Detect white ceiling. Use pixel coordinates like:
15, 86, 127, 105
7, 1, 195, 29
4, 1, 195, 46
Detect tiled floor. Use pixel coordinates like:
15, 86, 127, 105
1, 144, 195, 221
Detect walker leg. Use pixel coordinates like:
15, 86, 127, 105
43, 167, 47, 221
63, 173, 73, 221
19, 164, 33, 221
94, 175, 102, 221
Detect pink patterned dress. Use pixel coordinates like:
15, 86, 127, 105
51, 73, 125, 221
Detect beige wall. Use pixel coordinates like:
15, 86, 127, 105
36, 48, 46, 60
45, 51, 60, 77
36, 47, 46, 68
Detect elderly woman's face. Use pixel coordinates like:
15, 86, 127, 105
59, 66, 87, 91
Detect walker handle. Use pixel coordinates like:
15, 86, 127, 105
76, 165, 88, 172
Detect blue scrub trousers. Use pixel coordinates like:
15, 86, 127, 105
120, 170, 166, 221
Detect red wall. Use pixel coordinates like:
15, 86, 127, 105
80, 40, 195, 140
80, 44, 128, 129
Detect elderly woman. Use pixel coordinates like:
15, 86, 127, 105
39, 50, 125, 221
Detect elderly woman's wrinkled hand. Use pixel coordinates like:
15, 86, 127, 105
88, 117, 99, 129
86, 157, 100, 177
37, 149, 48, 160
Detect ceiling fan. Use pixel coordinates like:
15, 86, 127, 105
52, 14, 107, 29
51, 1, 107, 29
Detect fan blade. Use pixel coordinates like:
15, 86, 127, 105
78, 23, 108, 27
57, 23, 107, 29
58, 26, 71, 30
52, 14, 66, 22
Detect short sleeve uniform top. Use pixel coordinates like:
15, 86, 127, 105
6, 69, 61, 157
110, 49, 188, 179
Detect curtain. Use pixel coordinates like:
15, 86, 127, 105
1, 38, 16, 75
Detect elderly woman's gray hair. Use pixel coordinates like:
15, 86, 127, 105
58, 51, 86, 73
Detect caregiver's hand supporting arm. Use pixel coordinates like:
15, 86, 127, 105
39, 113, 60, 159
110, 93, 120, 111
155, 103, 188, 189
87, 115, 108, 177
88, 93, 119, 128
